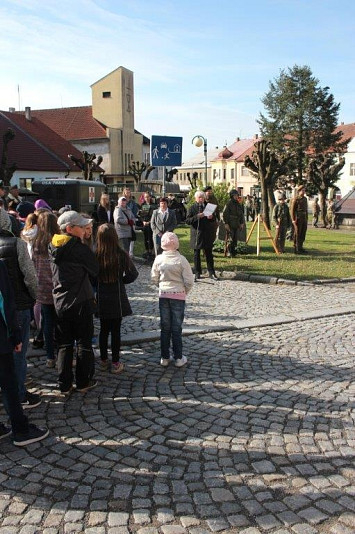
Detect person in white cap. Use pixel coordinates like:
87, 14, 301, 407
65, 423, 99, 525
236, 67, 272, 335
49, 211, 99, 395
151, 232, 194, 368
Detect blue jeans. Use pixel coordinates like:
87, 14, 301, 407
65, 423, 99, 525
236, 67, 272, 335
0, 352, 29, 434
159, 298, 185, 360
41, 304, 57, 360
13, 308, 31, 402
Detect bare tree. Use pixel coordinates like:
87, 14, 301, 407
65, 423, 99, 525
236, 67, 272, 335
0, 128, 17, 186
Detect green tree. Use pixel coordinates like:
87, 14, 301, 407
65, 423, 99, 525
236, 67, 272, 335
258, 65, 346, 183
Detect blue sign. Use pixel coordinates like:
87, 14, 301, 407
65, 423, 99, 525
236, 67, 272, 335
151, 135, 183, 166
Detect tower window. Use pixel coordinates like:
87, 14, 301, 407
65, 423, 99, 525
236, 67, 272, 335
102, 91, 111, 98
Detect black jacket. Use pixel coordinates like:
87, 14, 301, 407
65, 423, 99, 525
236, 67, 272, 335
97, 255, 138, 319
186, 202, 218, 250
0, 230, 35, 310
49, 234, 99, 318
0, 260, 22, 354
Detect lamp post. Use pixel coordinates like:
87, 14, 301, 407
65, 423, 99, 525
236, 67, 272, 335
192, 135, 207, 187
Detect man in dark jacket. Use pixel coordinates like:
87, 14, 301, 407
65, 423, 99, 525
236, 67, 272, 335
223, 189, 245, 257
0, 208, 39, 409
0, 261, 49, 446
139, 191, 157, 258
49, 211, 99, 395
186, 190, 219, 281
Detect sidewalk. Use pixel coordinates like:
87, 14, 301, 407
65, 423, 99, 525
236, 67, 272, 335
2, 266, 354, 534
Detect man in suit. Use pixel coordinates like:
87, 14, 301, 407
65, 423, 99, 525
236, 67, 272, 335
150, 197, 177, 256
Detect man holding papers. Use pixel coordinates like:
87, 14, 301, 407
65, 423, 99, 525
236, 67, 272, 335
185, 190, 219, 282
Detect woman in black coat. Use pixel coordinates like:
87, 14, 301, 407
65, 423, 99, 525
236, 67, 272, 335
185, 190, 219, 281
95, 224, 138, 374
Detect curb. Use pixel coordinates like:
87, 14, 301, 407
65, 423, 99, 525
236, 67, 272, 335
133, 256, 355, 286
121, 305, 355, 346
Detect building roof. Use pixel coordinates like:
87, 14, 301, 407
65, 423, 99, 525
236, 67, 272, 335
0, 111, 84, 172
336, 123, 355, 141
335, 187, 355, 215
180, 147, 221, 168
212, 137, 257, 162
22, 106, 107, 142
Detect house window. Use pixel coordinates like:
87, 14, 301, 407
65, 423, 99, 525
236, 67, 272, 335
241, 166, 249, 176
223, 169, 226, 181
19, 178, 34, 189
350, 163, 355, 176
231, 169, 234, 181
102, 91, 111, 98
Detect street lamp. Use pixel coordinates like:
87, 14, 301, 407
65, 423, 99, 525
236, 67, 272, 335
192, 135, 207, 187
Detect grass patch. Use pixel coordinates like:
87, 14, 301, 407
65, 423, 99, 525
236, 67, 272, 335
134, 224, 355, 281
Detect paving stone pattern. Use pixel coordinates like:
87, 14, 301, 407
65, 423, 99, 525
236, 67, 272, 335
0, 268, 354, 533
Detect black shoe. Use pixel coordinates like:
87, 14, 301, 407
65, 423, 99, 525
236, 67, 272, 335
13, 424, 49, 447
194, 273, 201, 282
0, 422, 12, 441
77, 380, 98, 393
32, 338, 44, 349
21, 392, 42, 410
209, 273, 219, 281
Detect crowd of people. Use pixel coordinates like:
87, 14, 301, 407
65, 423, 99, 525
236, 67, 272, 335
0, 184, 216, 447
0, 181, 341, 447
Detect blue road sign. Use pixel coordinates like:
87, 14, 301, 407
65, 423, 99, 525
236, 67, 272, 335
151, 135, 183, 166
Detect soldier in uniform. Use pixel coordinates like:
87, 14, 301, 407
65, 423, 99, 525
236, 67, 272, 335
291, 185, 308, 254
223, 189, 245, 257
326, 199, 336, 229
272, 192, 291, 253
312, 197, 320, 227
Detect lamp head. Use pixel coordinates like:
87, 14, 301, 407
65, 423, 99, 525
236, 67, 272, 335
192, 136, 204, 148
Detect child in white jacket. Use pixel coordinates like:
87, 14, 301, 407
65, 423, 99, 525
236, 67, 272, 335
151, 232, 194, 367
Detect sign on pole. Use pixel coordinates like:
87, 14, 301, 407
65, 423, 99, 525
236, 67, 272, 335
151, 135, 183, 167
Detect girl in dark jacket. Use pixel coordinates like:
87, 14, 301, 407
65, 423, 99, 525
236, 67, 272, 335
95, 224, 138, 374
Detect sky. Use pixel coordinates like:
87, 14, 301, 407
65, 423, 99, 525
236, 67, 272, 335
0, 0, 354, 162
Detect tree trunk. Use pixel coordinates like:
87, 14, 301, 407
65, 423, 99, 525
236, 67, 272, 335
318, 190, 328, 227
260, 180, 270, 229
267, 186, 276, 227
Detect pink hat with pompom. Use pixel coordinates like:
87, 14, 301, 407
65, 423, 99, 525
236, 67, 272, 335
161, 232, 179, 251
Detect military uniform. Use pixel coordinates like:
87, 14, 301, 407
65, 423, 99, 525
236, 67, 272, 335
291, 191, 308, 253
272, 201, 291, 253
223, 197, 245, 256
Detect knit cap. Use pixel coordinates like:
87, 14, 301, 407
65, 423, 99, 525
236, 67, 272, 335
161, 232, 179, 251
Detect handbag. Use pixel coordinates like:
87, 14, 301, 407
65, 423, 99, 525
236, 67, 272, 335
123, 211, 136, 241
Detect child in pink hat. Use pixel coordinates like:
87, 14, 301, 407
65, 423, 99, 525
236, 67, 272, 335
151, 232, 194, 368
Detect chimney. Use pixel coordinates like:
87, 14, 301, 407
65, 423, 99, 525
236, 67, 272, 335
9, 107, 15, 113
236, 137, 240, 142
25, 106, 31, 121
254, 133, 259, 139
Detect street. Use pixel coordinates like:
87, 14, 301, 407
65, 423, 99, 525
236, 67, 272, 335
0, 265, 354, 533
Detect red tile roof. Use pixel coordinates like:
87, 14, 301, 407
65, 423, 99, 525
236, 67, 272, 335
335, 123, 355, 142
22, 106, 107, 141
0, 111, 83, 172
213, 138, 257, 162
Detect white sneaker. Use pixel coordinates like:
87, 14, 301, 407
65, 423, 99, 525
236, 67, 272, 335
175, 355, 188, 367
160, 358, 170, 367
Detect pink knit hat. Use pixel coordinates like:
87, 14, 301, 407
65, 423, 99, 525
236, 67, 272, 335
161, 232, 179, 251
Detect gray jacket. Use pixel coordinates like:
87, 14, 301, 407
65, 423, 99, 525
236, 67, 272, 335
114, 206, 135, 240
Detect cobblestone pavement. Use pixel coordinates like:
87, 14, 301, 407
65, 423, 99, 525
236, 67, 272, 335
0, 267, 354, 533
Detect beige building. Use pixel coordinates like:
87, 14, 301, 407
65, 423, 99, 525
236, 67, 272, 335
177, 137, 259, 195
28, 66, 149, 185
